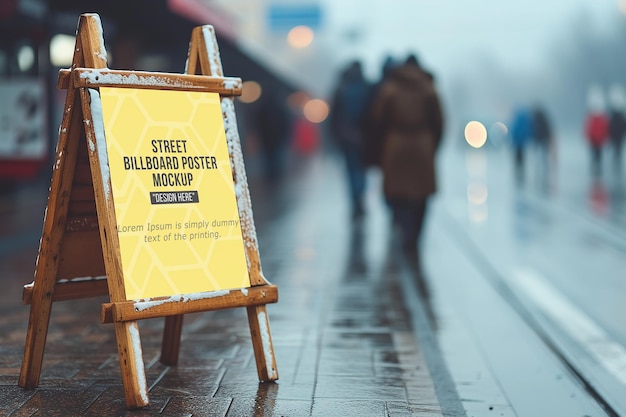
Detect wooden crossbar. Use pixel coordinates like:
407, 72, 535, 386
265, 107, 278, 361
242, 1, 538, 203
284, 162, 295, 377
100, 285, 278, 323
57, 68, 242, 95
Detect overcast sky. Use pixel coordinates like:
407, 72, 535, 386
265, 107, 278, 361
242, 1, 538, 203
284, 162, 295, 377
320, 0, 622, 81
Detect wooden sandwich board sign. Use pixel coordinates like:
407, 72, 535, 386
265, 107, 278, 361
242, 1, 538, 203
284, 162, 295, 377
19, 13, 278, 409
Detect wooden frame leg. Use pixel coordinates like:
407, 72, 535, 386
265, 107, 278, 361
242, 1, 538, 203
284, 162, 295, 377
20, 69, 82, 390
19, 287, 55, 389
246, 305, 278, 381
114, 321, 149, 409
160, 315, 184, 366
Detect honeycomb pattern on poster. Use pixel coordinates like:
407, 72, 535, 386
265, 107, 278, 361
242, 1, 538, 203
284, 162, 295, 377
99, 87, 250, 300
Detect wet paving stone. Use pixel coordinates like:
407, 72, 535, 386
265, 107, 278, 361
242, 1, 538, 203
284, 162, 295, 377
161, 396, 232, 416
0, 386, 36, 415
0, 157, 445, 416
313, 375, 408, 401
310, 399, 387, 417
155, 368, 226, 397
226, 397, 312, 417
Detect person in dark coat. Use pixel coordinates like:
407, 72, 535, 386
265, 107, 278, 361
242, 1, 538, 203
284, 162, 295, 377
609, 109, 626, 171
608, 85, 626, 172
369, 54, 444, 260
328, 60, 372, 219
255, 91, 292, 182
531, 104, 554, 188
363, 56, 398, 168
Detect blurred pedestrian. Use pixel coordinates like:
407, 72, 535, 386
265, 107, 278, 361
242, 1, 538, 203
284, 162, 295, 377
531, 104, 555, 188
293, 115, 319, 156
369, 53, 444, 262
328, 60, 372, 219
363, 56, 398, 168
584, 85, 609, 177
255, 91, 292, 182
608, 84, 626, 172
509, 105, 533, 185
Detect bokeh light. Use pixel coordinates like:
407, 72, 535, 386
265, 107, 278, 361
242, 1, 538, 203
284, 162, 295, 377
467, 181, 488, 205
303, 99, 329, 123
238, 80, 262, 104
288, 91, 310, 110
17, 45, 35, 72
491, 121, 508, 136
287, 26, 314, 48
464, 120, 488, 148
50, 34, 75, 67
488, 121, 508, 147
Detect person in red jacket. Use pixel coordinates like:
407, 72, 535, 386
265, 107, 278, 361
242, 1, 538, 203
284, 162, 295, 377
585, 85, 609, 177
585, 112, 608, 177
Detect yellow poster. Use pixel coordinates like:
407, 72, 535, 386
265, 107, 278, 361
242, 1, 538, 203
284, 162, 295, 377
98, 87, 250, 300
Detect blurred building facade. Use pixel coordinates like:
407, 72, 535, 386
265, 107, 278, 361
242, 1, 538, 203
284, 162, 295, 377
0, 0, 304, 182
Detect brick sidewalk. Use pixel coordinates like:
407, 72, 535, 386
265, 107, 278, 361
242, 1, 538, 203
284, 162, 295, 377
0, 155, 445, 416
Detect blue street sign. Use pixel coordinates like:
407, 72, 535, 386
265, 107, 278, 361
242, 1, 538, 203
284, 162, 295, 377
267, 4, 322, 31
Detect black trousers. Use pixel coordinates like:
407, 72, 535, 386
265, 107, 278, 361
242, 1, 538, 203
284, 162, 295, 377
388, 198, 428, 253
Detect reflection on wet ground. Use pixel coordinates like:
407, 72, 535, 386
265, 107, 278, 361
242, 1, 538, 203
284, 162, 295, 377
0, 153, 448, 416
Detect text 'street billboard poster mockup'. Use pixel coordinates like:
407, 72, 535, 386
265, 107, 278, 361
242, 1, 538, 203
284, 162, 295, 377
99, 87, 250, 300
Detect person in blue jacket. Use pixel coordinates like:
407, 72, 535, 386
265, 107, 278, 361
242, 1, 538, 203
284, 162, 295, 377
510, 105, 534, 184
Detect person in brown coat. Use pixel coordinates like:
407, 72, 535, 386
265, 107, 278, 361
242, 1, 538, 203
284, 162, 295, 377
369, 54, 444, 261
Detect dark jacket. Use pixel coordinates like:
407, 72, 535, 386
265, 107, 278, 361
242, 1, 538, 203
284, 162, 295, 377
328, 64, 371, 152
532, 107, 552, 146
369, 64, 444, 200
609, 110, 626, 145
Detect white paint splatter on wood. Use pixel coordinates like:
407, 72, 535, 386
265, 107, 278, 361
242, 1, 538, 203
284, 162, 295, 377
257, 310, 277, 380
128, 323, 148, 403
133, 289, 231, 312
202, 26, 222, 77
86, 88, 111, 200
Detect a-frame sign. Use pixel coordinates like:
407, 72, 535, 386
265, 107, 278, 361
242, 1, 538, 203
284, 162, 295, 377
19, 13, 278, 409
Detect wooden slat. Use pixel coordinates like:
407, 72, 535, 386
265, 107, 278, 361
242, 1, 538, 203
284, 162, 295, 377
69, 185, 96, 201
65, 216, 99, 232
57, 230, 105, 279
58, 68, 242, 96
67, 127, 96, 217
101, 285, 278, 323
72, 160, 93, 185
160, 316, 184, 366
67, 201, 97, 217
22, 277, 108, 304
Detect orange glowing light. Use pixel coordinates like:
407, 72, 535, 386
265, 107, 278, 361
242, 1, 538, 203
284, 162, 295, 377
238, 81, 262, 104
303, 99, 329, 123
465, 121, 488, 148
287, 25, 314, 48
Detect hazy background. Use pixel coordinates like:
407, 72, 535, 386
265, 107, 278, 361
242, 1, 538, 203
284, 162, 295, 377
212, 0, 626, 142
